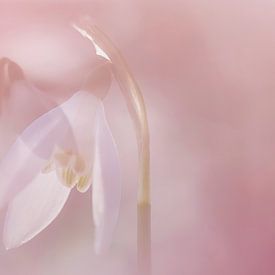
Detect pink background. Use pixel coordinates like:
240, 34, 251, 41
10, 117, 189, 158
1, 1, 275, 274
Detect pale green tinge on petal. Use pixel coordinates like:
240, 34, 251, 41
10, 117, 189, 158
3, 171, 70, 250
92, 104, 121, 254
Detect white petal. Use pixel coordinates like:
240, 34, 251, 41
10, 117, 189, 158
21, 90, 99, 159
20, 100, 74, 159
3, 171, 70, 249
61, 91, 99, 168
92, 104, 121, 254
0, 139, 45, 209
0, 101, 73, 209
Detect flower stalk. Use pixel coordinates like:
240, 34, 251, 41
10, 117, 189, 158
73, 23, 151, 274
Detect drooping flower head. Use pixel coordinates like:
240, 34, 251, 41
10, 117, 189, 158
0, 21, 150, 264
0, 58, 121, 254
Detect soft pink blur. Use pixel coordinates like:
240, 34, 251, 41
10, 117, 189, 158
1, 1, 275, 274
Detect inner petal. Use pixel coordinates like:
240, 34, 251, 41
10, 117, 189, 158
76, 174, 92, 193
43, 148, 92, 192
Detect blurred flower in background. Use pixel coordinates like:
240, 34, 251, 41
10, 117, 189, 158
0, 58, 56, 159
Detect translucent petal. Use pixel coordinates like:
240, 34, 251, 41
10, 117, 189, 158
92, 104, 121, 254
19, 100, 74, 159
0, 101, 73, 209
0, 91, 99, 209
61, 91, 99, 170
0, 139, 45, 209
3, 171, 70, 249
24, 90, 99, 159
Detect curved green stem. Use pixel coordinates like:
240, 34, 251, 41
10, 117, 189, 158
73, 23, 151, 274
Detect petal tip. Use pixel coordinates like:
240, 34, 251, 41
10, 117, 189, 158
3, 230, 22, 250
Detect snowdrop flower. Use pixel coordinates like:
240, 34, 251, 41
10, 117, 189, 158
0, 23, 150, 274
0, 63, 120, 253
